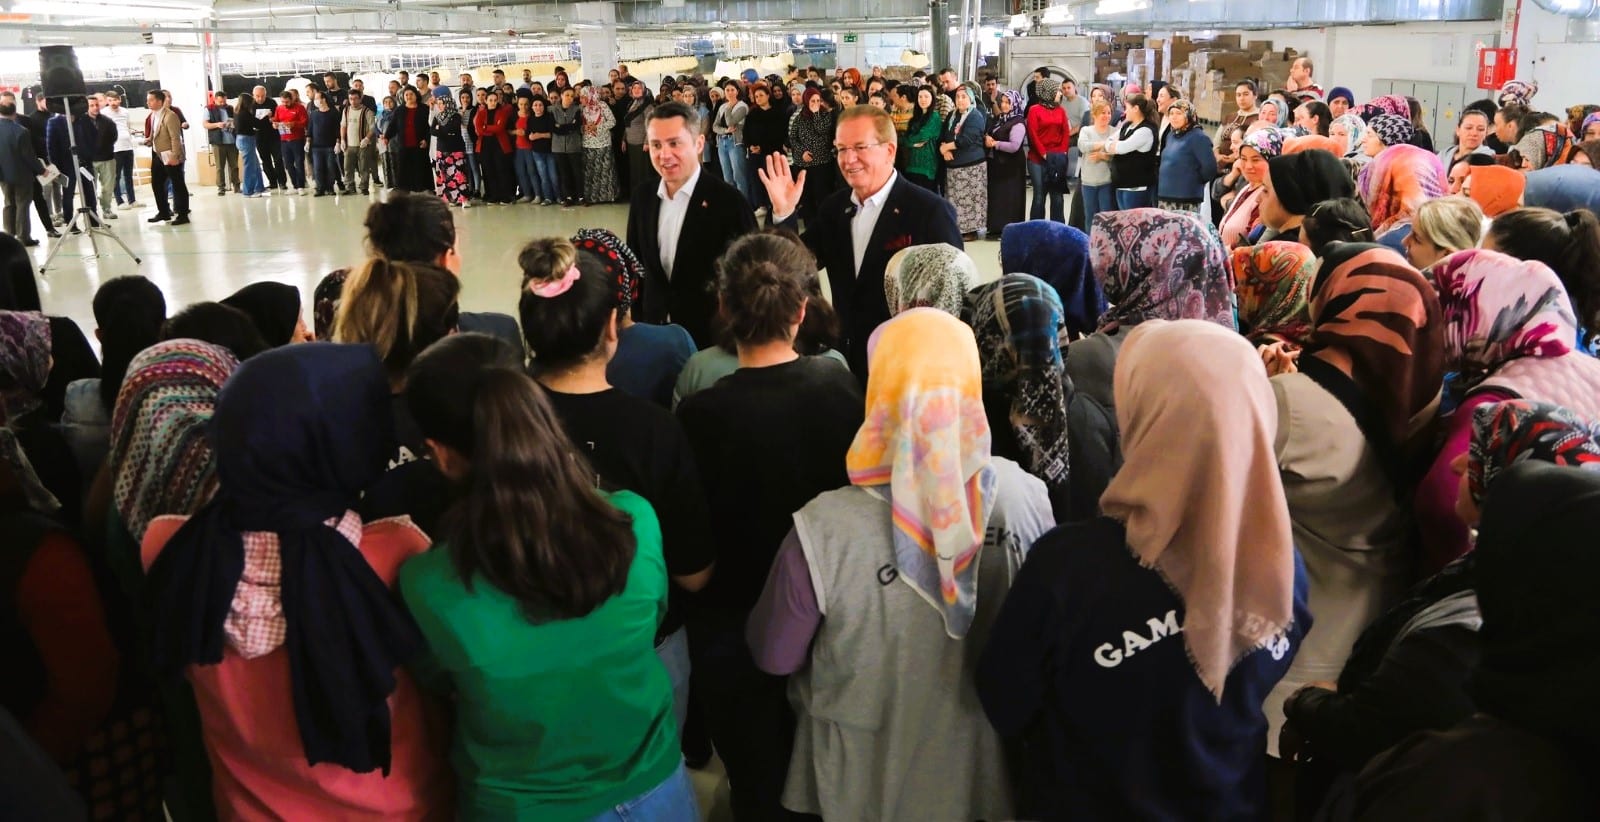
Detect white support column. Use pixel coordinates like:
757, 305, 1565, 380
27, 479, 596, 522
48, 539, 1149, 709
573, 1, 617, 87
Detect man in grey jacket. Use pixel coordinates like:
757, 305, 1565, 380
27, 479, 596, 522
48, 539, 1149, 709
0, 94, 44, 245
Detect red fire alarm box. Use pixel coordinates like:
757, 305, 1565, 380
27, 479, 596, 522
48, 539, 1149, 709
1478, 48, 1517, 90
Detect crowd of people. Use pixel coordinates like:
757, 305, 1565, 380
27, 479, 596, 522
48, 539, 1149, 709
4, 52, 1600, 822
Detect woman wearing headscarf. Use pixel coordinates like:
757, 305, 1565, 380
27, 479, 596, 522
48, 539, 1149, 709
978, 318, 1308, 819
560, 228, 699, 409
141, 343, 450, 818
1218, 127, 1285, 248
1483, 204, 1600, 353
1359, 113, 1416, 160
1262, 241, 1445, 756
966, 274, 1119, 522
985, 88, 1027, 236
745, 306, 1051, 821
883, 242, 977, 318
1359, 143, 1447, 252
1259, 149, 1357, 245
1230, 241, 1316, 349
1257, 96, 1290, 130
787, 88, 838, 226
1026, 76, 1070, 222
578, 85, 619, 204
998, 219, 1106, 339
1496, 78, 1538, 109
0, 312, 85, 518
1278, 407, 1597, 809
1359, 93, 1413, 123
1326, 86, 1355, 119
1068, 209, 1233, 411
1157, 99, 1216, 214
1353, 461, 1599, 818
1466, 163, 1525, 217
220, 282, 311, 347
939, 84, 988, 237
1330, 113, 1368, 161
428, 93, 471, 208
1412, 249, 1600, 575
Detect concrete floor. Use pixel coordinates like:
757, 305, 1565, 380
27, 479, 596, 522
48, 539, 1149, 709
28, 187, 1004, 338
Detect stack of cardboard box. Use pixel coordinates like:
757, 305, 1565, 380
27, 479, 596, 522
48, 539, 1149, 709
1092, 33, 1146, 83
1084, 31, 1308, 126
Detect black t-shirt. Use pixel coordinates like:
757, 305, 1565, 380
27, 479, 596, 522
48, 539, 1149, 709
542, 386, 715, 639
675, 356, 865, 615
360, 393, 451, 536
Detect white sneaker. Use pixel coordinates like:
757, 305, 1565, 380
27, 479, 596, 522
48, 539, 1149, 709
460, 200, 472, 209
297, 188, 308, 196
105, 211, 118, 220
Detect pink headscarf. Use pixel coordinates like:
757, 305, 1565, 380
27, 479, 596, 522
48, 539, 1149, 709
1359, 144, 1446, 235
1101, 319, 1297, 700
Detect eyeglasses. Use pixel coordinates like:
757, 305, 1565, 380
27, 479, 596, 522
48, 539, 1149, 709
833, 142, 888, 157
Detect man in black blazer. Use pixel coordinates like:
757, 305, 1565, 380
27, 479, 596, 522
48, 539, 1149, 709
626, 101, 756, 348
759, 104, 962, 378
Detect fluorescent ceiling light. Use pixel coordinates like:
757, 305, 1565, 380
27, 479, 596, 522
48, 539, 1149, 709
14, 0, 213, 18
1093, 0, 1148, 12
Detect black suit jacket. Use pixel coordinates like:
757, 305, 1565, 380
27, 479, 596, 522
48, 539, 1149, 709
781, 173, 962, 377
626, 170, 756, 347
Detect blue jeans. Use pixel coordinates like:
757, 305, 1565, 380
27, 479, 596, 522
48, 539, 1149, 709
718, 135, 748, 200
1082, 183, 1115, 230
531, 152, 559, 202
746, 154, 769, 209
280, 140, 307, 189
1115, 188, 1153, 210
114, 150, 135, 204
585, 764, 698, 822
1027, 160, 1064, 222
655, 627, 691, 735
237, 135, 264, 195
311, 146, 336, 193
514, 148, 539, 199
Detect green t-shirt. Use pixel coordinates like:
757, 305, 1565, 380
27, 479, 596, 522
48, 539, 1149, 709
398, 490, 679, 821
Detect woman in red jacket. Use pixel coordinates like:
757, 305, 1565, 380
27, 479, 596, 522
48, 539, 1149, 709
473, 90, 515, 204
1026, 77, 1072, 223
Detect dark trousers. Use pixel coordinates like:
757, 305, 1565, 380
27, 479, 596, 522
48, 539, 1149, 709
688, 614, 806, 822
212, 143, 240, 193
479, 142, 513, 203
149, 157, 188, 217
280, 141, 307, 189
2, 180, 34, 242
61, 161, 95, 220
113, 149, 135, 203
627, 143, 657, 194
554, 151, 582, 202
257, 135, 286, 188
30, 176, 53, 231
310, 146, 336, 193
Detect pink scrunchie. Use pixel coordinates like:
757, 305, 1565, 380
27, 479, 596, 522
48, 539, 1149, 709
529, 264, 580, 298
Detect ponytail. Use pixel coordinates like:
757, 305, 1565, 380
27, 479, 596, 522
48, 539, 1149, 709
404, 334, 635, 622
333, 257, 460, 380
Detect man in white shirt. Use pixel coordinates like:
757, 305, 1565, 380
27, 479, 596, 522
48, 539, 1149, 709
101, 91, 138, 208
624, 101, 756, 346
759, 105, 962, 378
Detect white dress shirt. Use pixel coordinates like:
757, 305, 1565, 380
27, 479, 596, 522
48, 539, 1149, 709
656, 164, 701, 281
850, 171, 898, 277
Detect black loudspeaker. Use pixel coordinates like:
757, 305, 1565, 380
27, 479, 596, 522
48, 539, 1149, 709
38, 46, 87, 99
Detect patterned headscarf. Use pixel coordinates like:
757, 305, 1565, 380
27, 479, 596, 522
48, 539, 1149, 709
966, 274, 1070, 488
0, 311, 56, 512
580, 85, 606, 122
1167, 99, 1198, 134
1239, 126, 1287, 159
848, 308, 995, 640
1359, 143, 1446, 234
1498, 79, 1539, 108
1258, 98, 1290, 128
1360, 94, 1412, 120
109, 340, 241, 542
884, 243, 977, 317
1432, 249, 1577, 389
1468, 399, 1600, 506
1582, 111, 1600, 138
571, 228, 645, 316
1307, 243, 1445, 445
1101, 319, 1296, 700
1090, 209, 1234, 332
1332, 113, 1367, 157
1367, 113, 1415, 148
0, 310, 50, 422
999, 220, 1106, 337
1229, 242, 1317, 347
989, 88, 1026, 135
1034, 76, 1061, 107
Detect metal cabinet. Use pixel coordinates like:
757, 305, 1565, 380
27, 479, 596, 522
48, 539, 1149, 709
1371, 79, 1474, 142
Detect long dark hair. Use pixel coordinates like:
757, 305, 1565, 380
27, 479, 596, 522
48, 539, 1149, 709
519, 244, 617, 371
1488, 207, 1600, 337
405, 334, 636, 621
363, 192, 456, 263
716, 231, 816, 347
93, 275, 168, 413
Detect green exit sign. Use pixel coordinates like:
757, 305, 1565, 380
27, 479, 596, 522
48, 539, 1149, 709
843, 33, 858, 43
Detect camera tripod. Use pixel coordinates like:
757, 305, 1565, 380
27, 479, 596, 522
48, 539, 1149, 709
37, 94, 141, 275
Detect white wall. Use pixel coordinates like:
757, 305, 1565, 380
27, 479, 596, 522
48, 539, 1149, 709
1512, 2, 1596, 113
1234, 22, 1499, 103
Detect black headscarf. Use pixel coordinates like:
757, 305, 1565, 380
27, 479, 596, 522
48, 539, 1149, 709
1471, 460, 1600, 747
221, 282, 303, 347
1267, 149, 1355, 216
145, 342, 422, 774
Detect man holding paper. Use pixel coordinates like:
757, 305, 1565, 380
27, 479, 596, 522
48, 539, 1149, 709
146, 88, 190, 226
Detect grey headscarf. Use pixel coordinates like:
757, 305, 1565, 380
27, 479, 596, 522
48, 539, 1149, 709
885, 244, 979, 317
1035, 77, 1062, 107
